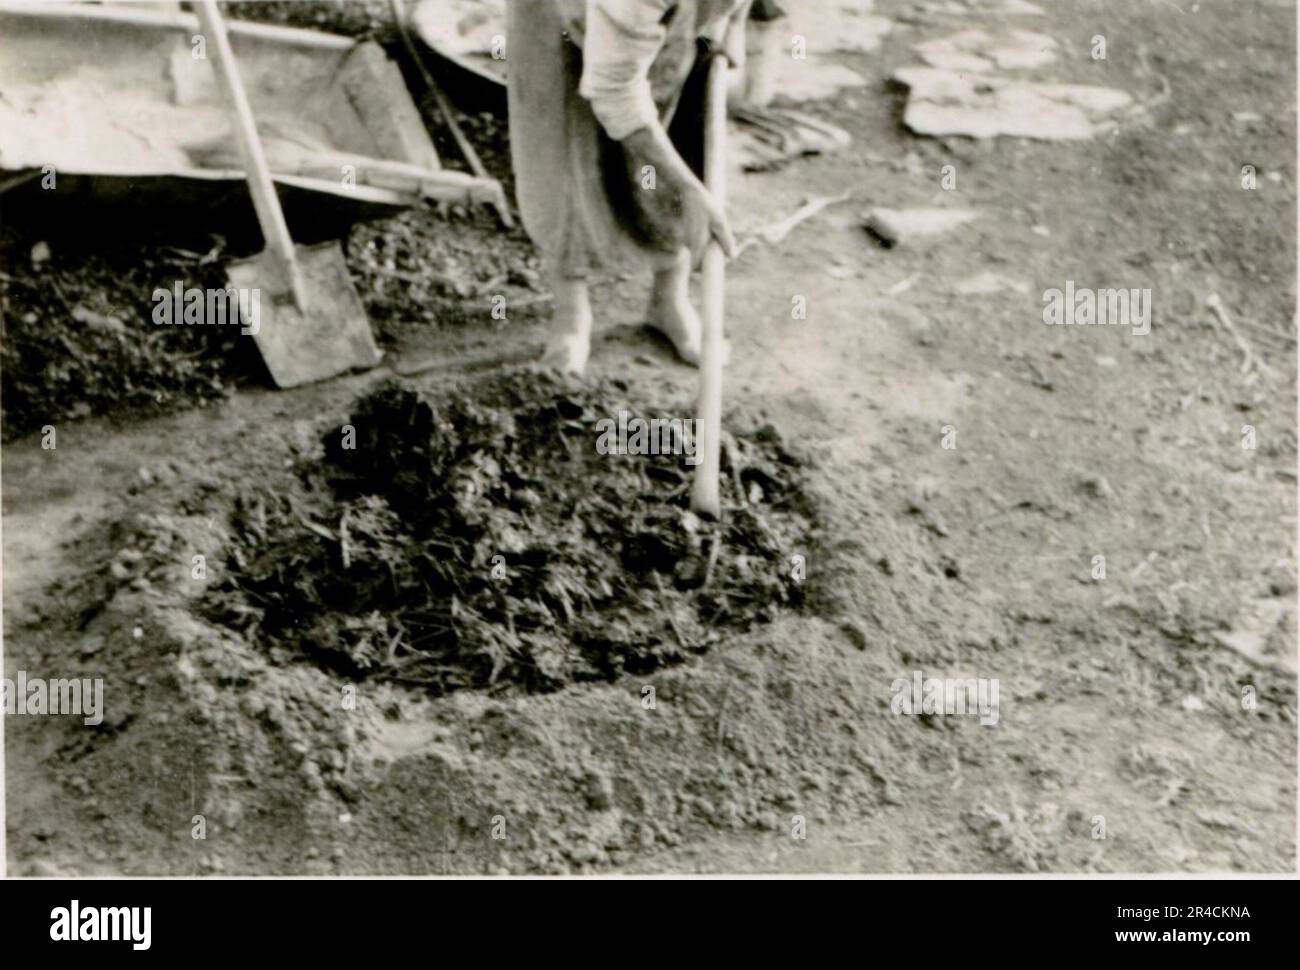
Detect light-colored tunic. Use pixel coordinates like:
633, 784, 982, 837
508, 0, 748, 276
573, 0, 747, 139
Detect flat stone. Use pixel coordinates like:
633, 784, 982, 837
865, 206, 980, 246
894, 67, 1132, 140
999, 0, 1046, 13
917, 48, 995, 72
915, 29, 1057, 73
954, 271, 1030, 295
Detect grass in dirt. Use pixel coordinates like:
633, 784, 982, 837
200, 370, 815, 694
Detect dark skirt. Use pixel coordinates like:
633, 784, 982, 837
506, 0, 712, 277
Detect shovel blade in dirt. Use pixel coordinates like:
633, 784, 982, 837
196, 0, 382, 390
228, 243, 382, 388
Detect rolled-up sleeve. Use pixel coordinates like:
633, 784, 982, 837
578, 0, 672, 141
694, 1, 750, 65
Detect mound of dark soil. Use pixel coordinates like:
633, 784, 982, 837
206, 370, 815, 695
0, 230, 247, 439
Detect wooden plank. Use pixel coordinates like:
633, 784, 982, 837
0, 1, 355, 50
336, 41, 441, 171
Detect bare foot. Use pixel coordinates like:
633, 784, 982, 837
647, 293, 703, 366
538, 275, 593, 375
538, 333, 590, 375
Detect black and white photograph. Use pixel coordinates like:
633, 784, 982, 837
0, 0, 1296, 912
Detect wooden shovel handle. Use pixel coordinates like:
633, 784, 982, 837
193, 0, 305, 307
691, 53, 730, 518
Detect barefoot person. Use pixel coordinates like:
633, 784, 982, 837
507, 0, 752, 374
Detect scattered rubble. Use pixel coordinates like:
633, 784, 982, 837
1213, 598, 1296, 676
731, 109, 852, 172
893, 21, 1131, 144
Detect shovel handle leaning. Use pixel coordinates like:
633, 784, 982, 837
193, 0, 307, 310
690, 52, 731, 519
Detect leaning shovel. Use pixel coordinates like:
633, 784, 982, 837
194, 0, 382, 388
690, 52, 730, 518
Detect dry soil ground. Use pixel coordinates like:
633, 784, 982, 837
3, 0, 1297, 874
